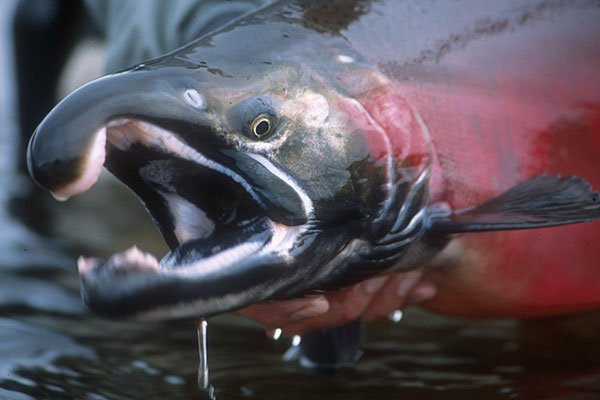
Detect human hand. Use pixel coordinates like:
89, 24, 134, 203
236, 271, 437, 337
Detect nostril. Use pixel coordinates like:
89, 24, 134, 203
184, 88, 205, 109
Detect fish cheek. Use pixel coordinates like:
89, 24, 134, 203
271, 127, 347, 213
275, 123, 381, 224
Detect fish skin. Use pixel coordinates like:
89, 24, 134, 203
26, 0, 600, 321
378, 1, 600, 317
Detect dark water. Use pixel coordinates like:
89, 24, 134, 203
2, 3, 600, 400
3, 231, 600, 400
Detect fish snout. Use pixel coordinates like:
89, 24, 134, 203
27, 69, 207, 201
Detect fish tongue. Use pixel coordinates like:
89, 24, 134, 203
160, 217, 272, 267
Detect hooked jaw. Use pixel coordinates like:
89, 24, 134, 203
41, 117, 309, 319
77, 217, 304, 320
27, 74, 314, 320
33, 126, 107, 202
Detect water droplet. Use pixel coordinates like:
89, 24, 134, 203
389, 309, 403, 323
291, 335, 301, 346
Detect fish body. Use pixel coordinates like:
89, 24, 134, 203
378, 1, 600, 318
27, 0, 600, 321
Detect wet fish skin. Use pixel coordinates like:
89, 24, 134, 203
28, 5, 406, 318
27, 0, 600, 322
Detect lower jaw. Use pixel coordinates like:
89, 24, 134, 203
76, 218, 309, 319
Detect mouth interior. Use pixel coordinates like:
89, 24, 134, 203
80, 119, 289, 274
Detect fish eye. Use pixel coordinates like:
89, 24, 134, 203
228, 96, 276, 140
251, 114, 272, 138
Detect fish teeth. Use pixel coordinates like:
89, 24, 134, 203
77, 246, 160, 277
77, 256, 100, 275
108, 246, 160, 271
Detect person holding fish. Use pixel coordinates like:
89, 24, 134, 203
27, 0, 600, 372
72, 0, 441, 337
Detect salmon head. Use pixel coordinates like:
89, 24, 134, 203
27, 18, 434, 319
28, 5, 600, 321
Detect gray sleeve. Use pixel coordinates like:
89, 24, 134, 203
84, 0, 271, 72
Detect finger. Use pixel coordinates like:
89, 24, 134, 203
362, 271, 423, 322
278, 276, 389, 336
236, 295, 330, 328
407, 281, 437, 304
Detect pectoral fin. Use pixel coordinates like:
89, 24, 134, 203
285, 319, 365, 372
430, 175, 600, 234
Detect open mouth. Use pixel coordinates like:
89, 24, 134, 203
70, 119, 306, 320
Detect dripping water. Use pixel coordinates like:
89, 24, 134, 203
282, 334, 302, 361
197, 319, 209, 389
389, 309, 403, 323
196, 319, 217, 399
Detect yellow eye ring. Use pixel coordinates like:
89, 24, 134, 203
250, 114, 272, 138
